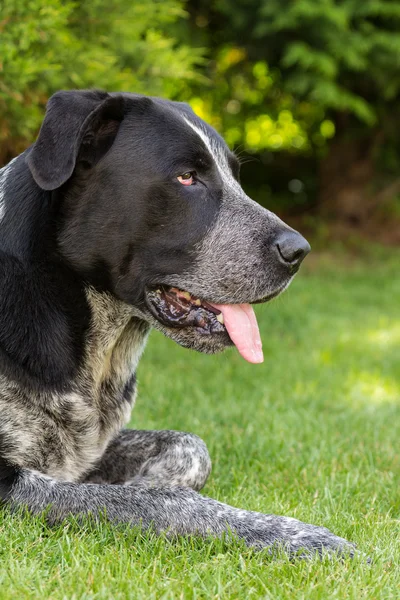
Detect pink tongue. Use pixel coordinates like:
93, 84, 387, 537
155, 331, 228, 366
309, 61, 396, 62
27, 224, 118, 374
210, 303, 264, 364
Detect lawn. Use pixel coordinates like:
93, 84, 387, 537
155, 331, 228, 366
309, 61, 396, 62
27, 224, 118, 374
0, 248, 399, 599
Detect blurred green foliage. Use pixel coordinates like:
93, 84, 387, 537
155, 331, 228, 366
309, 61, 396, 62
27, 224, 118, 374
1, 0, 400, 226
0, 0, 203, 159
189, 0, 400, 142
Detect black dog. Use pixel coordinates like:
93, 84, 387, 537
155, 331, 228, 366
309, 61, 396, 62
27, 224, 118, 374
0, 90, 354, 556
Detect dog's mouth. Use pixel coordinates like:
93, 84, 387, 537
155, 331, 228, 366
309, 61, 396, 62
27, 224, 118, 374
146, 287, 226, 334
145, 286, 269, 364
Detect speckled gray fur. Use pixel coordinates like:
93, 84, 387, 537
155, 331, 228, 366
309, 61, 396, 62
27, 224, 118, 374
83, 429, 212, 491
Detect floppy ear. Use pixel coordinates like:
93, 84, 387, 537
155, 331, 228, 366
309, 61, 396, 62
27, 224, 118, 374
27, 90, 125, 191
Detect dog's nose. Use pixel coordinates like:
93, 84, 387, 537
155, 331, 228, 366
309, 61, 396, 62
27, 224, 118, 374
275, 231, 311, 267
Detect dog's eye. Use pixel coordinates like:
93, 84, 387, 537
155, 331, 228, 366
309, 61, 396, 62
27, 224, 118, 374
177, 172, 195, 186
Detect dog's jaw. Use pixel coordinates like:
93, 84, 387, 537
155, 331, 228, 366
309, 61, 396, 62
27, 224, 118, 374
140, 308, 233, 355
139, 282, 290, 361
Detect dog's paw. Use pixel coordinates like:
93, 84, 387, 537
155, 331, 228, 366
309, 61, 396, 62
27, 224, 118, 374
274, 517, 356, 558
233, 513, 356, 558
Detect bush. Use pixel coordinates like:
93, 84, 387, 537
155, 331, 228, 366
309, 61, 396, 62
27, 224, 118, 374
0, 0, 203, 162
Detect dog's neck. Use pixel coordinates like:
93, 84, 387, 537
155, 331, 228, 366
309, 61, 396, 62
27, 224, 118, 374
82, 287, 150, 392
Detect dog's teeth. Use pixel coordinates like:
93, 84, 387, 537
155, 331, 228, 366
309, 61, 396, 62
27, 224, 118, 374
180, 291, 192, 300
216, 313, 224, 324
156, 289, 161, 294
193, 299, 201, 306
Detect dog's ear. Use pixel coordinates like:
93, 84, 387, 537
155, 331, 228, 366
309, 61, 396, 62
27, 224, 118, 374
27, 90, 125, 191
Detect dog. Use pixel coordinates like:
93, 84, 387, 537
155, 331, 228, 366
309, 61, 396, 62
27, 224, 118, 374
0, 90, 354, 556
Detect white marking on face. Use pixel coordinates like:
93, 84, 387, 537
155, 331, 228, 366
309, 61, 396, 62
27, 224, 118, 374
0, 158, 17, 222
182, 116, 296, 241
182, 117, 242, 195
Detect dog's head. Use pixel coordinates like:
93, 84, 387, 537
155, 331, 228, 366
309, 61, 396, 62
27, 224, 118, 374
27, 90, 310, 363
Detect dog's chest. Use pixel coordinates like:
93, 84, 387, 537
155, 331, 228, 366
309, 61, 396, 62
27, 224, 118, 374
61, 290, 150, 478
0, 291, 149, 481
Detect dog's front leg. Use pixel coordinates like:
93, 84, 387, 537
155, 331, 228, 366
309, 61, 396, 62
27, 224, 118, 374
82, 429, 211, 491
1, 468, 355, 557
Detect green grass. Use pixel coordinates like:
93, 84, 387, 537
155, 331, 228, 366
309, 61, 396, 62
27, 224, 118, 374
1, 249, 400, 599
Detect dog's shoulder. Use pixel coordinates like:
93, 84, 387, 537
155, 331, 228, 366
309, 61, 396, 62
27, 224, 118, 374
0, 155, 92, 388
0, 253, 91, 388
